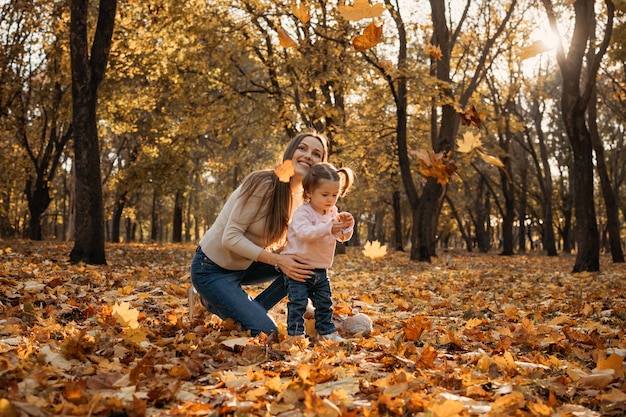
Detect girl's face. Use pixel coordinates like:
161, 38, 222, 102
307, 179, 340, 215
291, 136, 326, 181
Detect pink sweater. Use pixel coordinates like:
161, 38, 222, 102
281, 203, 354, 269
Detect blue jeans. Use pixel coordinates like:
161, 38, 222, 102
190, 247, 286, 336
285, 269, 336, 336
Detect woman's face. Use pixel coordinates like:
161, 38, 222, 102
291, 136, 326, 181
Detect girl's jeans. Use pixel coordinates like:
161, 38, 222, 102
285, 268, 336, 336
190, 247, 286, 336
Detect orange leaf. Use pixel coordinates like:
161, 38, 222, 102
291, 3, 310, 25
277, 26, 298, 49
274, 159, 294, 182
425, 44, 442, 60
352, 22, 383, 52
338, 0, 385, 21
404, 315, 432, 341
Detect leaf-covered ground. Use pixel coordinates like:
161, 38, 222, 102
0, 240, 625, 416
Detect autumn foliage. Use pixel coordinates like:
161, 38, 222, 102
1, 241, 624, 416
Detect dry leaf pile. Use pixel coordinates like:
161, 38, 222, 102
0, 240, 625, 416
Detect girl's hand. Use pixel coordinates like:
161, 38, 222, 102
277, 254, 314, 282
331, 221, 344, 235
337, 212, 354, 229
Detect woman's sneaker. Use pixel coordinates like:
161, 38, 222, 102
319, 331, 346, 343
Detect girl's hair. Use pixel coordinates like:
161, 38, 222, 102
238, 130, 330, 248
302, 162, 355, 200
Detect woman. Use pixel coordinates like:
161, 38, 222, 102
190, 130, 330, 336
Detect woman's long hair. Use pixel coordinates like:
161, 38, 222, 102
238, 130, 329, 249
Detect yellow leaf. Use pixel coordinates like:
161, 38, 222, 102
457, 131, 482, 153
112, 301, 140, 329
338, 0, 385, 21
274, 159, 295, 182
352, 22, 383, 52
292, 3, 310, 24
464, 317, 483, 328
519, 40, 552, 60
477, 149, 505, 168
362, 240, 387, 259
277, 26, 298, 48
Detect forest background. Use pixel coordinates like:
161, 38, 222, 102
1, 0, 626, 416
1, 0, 626, 272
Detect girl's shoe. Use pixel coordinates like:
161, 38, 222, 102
319, 331, 346, 343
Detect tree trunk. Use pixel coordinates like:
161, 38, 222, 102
542, 0, 614, 272
589, 84, 624, 263
111, 191, 126, 243
445, 195, 472, 252
530, 102, 558, 256
392, 189, 404, 251
172, 191, 183, 243
69, 0, 117, 264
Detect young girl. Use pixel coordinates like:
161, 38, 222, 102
281, 163, 355, 342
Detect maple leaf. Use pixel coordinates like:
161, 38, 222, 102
425, 44, 442, 60
457, 131, 482, 153
112, 301, 140, 329
338, 0, 385, 21
458, 104, 482, 128
352, 22, 383, 52
291, 3, 310, 25
414, 149, 460, 186
277, 26, 298, 49
274, 159, 294, 182
404, 315, 432, 341
519, 40, 553, 60
362, 240, 387, 259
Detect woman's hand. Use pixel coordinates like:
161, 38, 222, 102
277, 253, 314, 282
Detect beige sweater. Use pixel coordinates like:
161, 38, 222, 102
199, 179, 301, 270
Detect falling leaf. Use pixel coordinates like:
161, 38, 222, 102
112, 301, 140, 329
352, 22, 383, 52
457, 131, 483, 153
414, 149, 460, 185
274, 159, 294, 182
277, 26, 298, 49
338, 0, 385, 21
379, 59, 393, 71
458, 104, 482, 128
425, 44, 442, 60
477, 149, 505, 168
362, 240, 387, 259
292, 3, 310, 24
519, 40, 552, 60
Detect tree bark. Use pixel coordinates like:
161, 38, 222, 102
542, 0, 614, 272
69, 0, 117, 264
